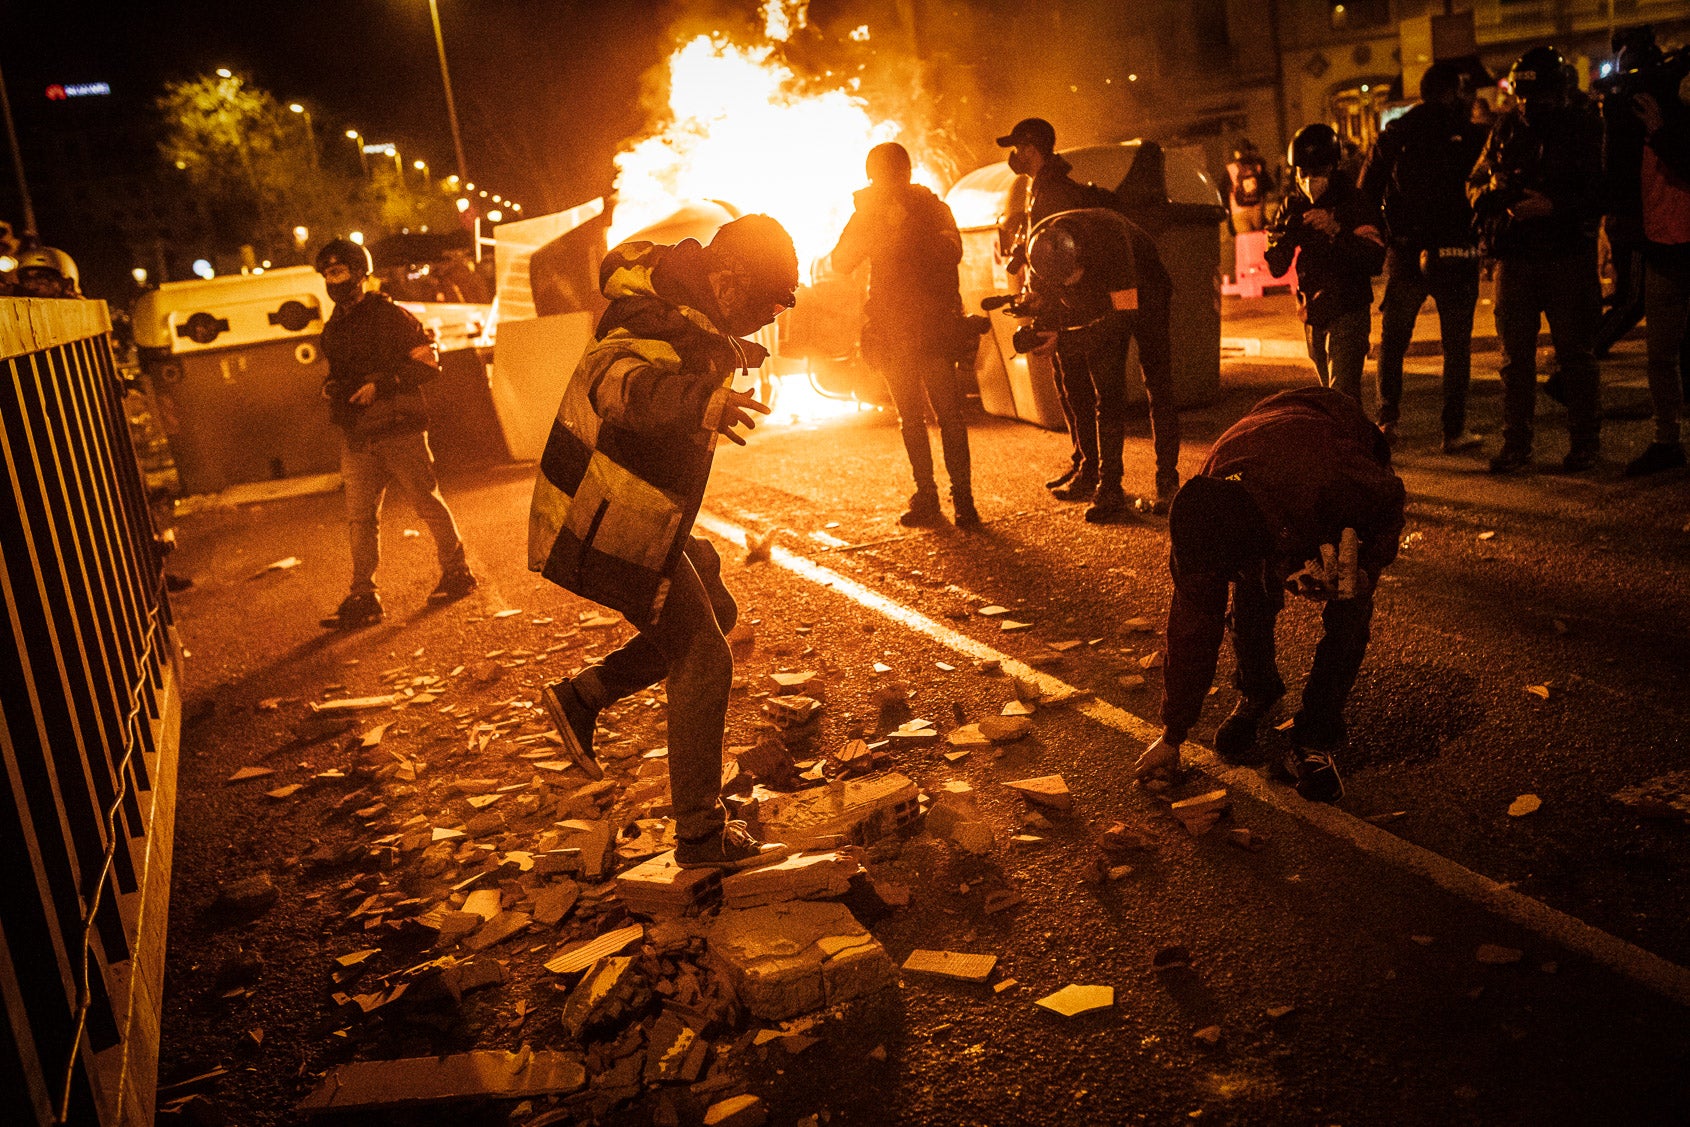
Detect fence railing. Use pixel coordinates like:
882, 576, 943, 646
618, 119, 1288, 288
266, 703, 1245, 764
1, 296, 182, 1127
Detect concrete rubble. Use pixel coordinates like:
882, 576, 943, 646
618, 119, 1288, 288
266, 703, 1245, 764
701, 900, 897, 1020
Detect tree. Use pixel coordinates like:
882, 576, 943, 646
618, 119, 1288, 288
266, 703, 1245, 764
156, 73, 454, 265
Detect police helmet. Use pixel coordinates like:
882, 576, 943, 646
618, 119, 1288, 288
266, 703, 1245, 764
16, 246, 80, 293
314, 237, 372, 277
1027, 222, 1081, 282
1508, 46, 1570, 101
1287, 124, 1342, 174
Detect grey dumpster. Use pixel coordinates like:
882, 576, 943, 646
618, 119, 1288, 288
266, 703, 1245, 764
946, 140, 1227, 428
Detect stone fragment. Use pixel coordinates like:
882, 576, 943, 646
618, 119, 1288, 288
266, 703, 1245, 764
703, 1094, 767, 1127
462, 889, 501, 921
644, 1011, 699, 1085
309, 695, 398, 713
226, 766, 273, 783
766, 671, 820, 695
616, 852, 722, 917
1170, 789, 1229, 826
977, 716, 1032, 743
215, 874, 278, 914
950, 821, 995, 855
764, 696, 823, 727
555, 820, 613, 880
704, 901, 896, 1020
297, 1050, 586, 1110
560, 955, 647, 1040
1475, 944, 1524, 965
1507, 794, 1541, 817
719, 851, 863, 909
545, 924, 645, 975
1227, 827, 1266, 851
1002, 775, 1072, 812
901, 949, 997, 983
532, 881, 581, 926
1035, 984, 1114, 1017
463, 910, 529, 952
946, 724, 993, 748
1001, 700, 1036, 717
1099, 822, 1158, 852
983, 890, 1023, 914
1193, 1025, 1223, 1046
750, 773, 920, 849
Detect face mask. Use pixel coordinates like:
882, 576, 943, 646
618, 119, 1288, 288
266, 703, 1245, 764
326, 277, 363, 304
1297, 174, 1330, 202
1007, 148, 1035, 177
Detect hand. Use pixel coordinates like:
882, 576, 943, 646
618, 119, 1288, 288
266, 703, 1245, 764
1134, 736, 1181, 779
1285, 559, 1338, 602
1508, 190, 1553, 221
1030, 331, 1059, 356
1634, 93, 1666, 134
1303, 208, 1340, 236
348, 382, 378, 406
713, 387, 772, 446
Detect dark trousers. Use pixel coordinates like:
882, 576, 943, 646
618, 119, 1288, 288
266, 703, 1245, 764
1304, 307, 1371, 403
1231, 576, 1374, 750
1376, 246, 1480, 437
878, 345, 973, 501
1494, 247, 1603, 454
1643, 256, 1689, 445
575, 537, 737, 841
1053, 304, 1180, 490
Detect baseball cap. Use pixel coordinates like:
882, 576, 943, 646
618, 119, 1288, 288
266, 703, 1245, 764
996, 117, 1056, 152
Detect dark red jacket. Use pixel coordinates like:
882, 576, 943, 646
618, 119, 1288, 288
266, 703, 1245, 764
1161, 388, 1405, 742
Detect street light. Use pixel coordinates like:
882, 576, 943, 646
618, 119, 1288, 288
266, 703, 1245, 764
289, 103, 319, 169
345, 128, 368, 176
427, 0, 470, 185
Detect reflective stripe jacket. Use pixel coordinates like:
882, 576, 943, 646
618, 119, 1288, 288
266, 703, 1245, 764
528, 239, 767, 627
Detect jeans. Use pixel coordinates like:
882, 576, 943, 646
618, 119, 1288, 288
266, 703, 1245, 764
1231, 574, 1375, 750
878, 345, 973, 501
1643, 257, 1689, 445
1376, 246, 1480, 437
1493, 247, 1603, 454
574, 537, 737, 841
1304, 307, 1371, 403
1053, 304, 1180, 490
341, 430, 465, 594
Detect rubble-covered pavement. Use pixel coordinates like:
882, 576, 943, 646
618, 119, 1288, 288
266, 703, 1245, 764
156, 345, 1690, 1125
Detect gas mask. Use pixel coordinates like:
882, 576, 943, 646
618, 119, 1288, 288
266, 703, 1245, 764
321, 263, 365, 305
1007, 147, 1037, 177
1296, 172, 1330, 203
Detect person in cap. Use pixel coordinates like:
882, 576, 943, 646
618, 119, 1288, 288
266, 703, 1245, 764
14, 246, 83, 298
829, 141, 980, 528
529, 214, 794, 871
314, 236, 476, 629
1469, 45, 1605, 474
1265, 123, 1388, 403
1223, 139, 1275, 234
997, 116, 1180, 515
1134, 387, 1405, 803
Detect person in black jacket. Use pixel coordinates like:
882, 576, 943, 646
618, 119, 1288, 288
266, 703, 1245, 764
830, 142, 980, 527
1266, 124, 1388, 402
1359, 61, 1488, 452
1469, 46, 1606, 474
315, 237, 475, 629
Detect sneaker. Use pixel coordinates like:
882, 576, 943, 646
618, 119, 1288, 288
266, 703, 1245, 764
1290, 746, 1344, 803
1083, 485, 1133, 524
1442, 430, 1485, 454
540, 679, 603, 780
428, 564, 478, 603
1487, 447, 1532, 475
1623, 441, 1687, 477
952, 495, 983, 529
898, 490, 945, 527
1049, 472, 1100, 502
1214, 692, 1282, 764
320, 591, 382, 630
1560, 445, 1599, 473
1046, 463, 1082, 490
674, 820, 788, 871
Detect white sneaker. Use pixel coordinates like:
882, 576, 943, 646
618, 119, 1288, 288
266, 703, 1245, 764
1442, 430, 1485, 454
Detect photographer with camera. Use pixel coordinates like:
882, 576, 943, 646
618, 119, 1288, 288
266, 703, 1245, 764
1469, 46, 1606, 474
1359, 61, 1488, 452
829, 142, 981, 527
1598, 26, 1690, 476
1265, 124, 1388, 403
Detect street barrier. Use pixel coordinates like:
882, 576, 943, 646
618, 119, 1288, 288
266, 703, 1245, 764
1, 296, 182, 1126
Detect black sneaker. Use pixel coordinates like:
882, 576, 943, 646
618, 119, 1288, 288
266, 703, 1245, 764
1623, 441, 1687, 477
1050, 472, 1100, 502
1283, 744, 1344, 803
1046, 464, 1082, 490
899, 491, 945, 527
1488, 447, 1532, 475
320, 591, 382, 630
1560, 445, 1599, 473
1214, 693, 1282, 764
428, 564, 478, 603
674, 820, 787, 871
952, 495, 983, 529
1083, 485, 1133, 524
541, 679, 603, 780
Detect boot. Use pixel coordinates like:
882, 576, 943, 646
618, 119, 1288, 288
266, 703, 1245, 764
898, 488, 945, 527
1083, 482, 1133, 524
1214, 692, 1282, 764
1049, 469, 1099, 502
951, 491, 983, 530
321, 591, 382, 630
1046, 462, 1082, 490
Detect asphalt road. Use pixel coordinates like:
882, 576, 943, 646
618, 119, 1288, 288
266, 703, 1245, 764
157, 339, 1690, 1126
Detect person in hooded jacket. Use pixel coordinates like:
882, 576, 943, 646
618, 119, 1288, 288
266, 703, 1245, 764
529, 214, 795, 871
1266, 124, 1389, 403
830, 142, 980, 528
1359, 60, 1488, 452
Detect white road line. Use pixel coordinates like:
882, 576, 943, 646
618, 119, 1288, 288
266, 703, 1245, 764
696, 509, 1690, 1009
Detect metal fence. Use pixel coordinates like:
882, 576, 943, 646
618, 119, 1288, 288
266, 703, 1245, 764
1, 296, 182, 1126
